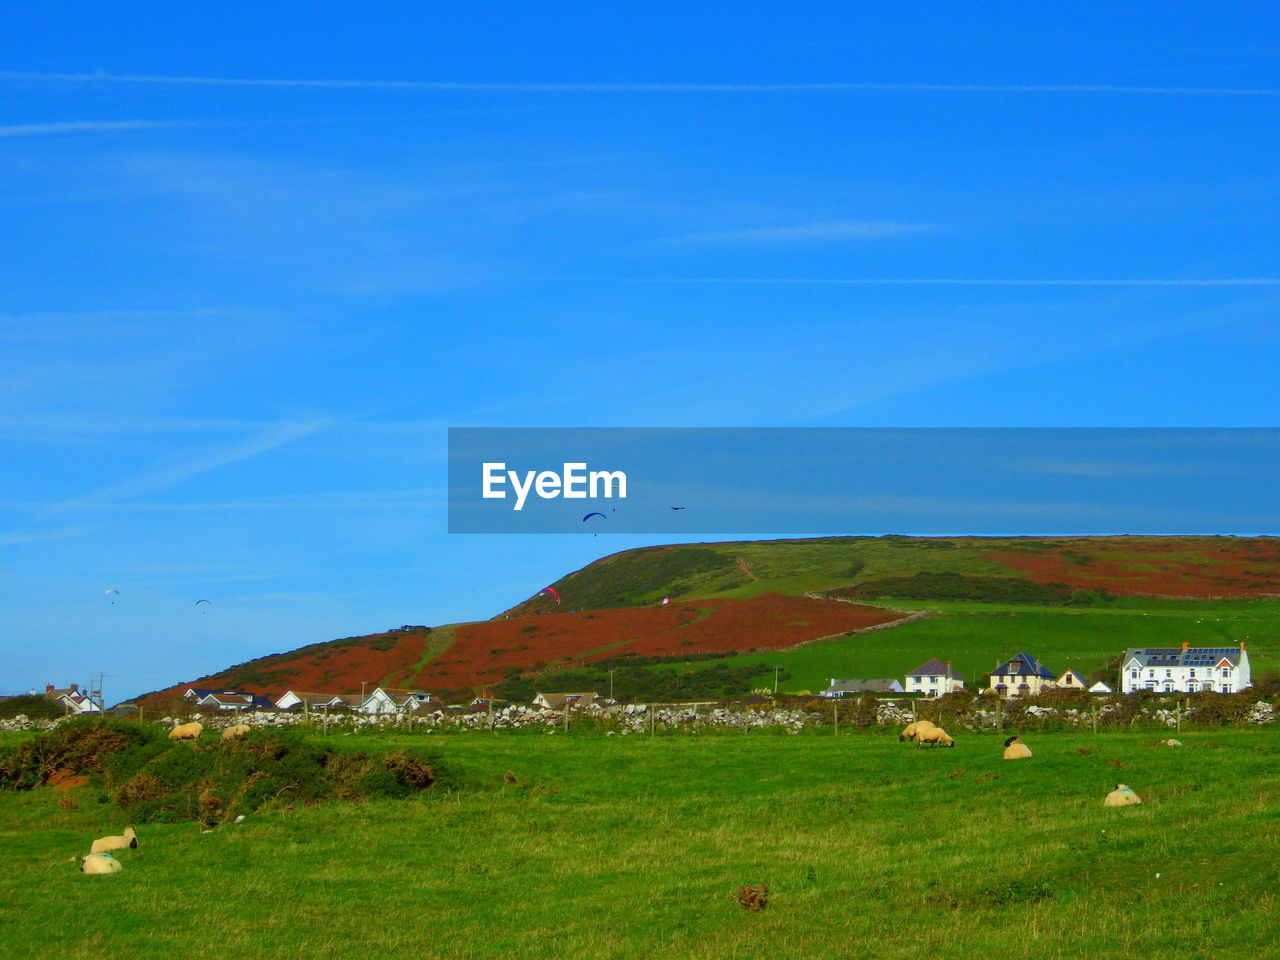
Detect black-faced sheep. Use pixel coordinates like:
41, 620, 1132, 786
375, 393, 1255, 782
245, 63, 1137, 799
899, 720, 938, 742
1003, 736, 1032, 760
90, 826, 137, 854
917, 727, 954, 748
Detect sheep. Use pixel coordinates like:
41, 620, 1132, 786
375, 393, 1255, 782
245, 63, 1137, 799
1003, 735, 1033, 760
917, 727, 954, 748
899, 720, 938, 742
80, 853, 123, 875
168, 721, 203, 741
90, 826, 137, 854
1104, 784, 1143, 807
221, 724, 250, 741
1161, 738, 1183, 747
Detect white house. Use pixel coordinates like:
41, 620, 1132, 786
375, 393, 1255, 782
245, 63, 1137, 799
904, 659, 964, 697
1089, 680, 1113, 695
821, 678, 905, 698
44, 683, 100, 714
275, 690, 352, 712
1121, 642, 1251, 694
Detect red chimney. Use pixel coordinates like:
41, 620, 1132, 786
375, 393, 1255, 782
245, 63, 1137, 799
45, 683, 55, 693
1181, 641, 1189, 652
69, 683, 77, 692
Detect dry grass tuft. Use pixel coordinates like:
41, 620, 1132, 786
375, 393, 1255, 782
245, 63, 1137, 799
732, 882, 769, 911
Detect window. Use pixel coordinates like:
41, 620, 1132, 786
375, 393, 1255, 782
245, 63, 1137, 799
930, 676, 937, 684
1189, 669, 1196, 678
1165, 669, 1172, 678
1222, 668, 1230, 678
1148, 670, 1155, 678
1130, 670, 1139, 679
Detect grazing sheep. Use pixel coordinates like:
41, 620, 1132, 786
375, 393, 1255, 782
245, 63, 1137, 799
1104, 784, 1143, 807
90, 827, 137, 854
917, 727, 955, 748
899, 720, 938, 742
80, 853, 123, 875
221, 724, 250, 741
1003, 736, 1033, 760
168, 721, 203, 741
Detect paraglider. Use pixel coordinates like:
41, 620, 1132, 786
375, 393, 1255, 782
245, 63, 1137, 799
540, 587, 561, 604
104, 588, 119, 605
670, 506, 686, 511
195, 599, 211, 612
582, 512, 606, 522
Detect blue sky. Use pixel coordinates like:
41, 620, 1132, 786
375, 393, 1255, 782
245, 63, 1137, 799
2, 2, 1278, 700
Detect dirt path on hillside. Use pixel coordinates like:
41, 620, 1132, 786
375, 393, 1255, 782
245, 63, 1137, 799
737, 557, 759, 580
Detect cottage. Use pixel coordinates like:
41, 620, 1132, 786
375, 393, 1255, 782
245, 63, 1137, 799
820, 678, 905, 698
1055, 669, 1090, 691
986, 653, 1056, 698
44, 683, 100, 715
1088, 680, 1113, 695
1121, 642, 1251, 694
195, 691, 274, 712
903, 659, 964, 697
275, 691, 353, 712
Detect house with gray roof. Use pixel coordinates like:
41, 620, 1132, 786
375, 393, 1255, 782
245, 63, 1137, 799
904, 658, 964, 697
1121, 642, 1250, 694
820, 678, 904, 698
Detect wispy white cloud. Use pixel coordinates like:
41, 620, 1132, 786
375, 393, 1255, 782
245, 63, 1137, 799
664, 220, 934, 244
0, 120, 184, 138
3, 71, 1279, 97
44, 418, 333, 514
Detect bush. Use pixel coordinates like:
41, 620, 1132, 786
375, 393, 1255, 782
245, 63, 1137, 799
0, 694, 63, 720
1, 721, 453, 823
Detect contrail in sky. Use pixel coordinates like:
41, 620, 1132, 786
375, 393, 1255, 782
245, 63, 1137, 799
2, 70, 1278, 96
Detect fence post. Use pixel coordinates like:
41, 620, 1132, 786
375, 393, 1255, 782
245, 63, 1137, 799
833, 701, 839, 736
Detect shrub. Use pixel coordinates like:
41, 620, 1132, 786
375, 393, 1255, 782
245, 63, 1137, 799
0, 694, 63, 720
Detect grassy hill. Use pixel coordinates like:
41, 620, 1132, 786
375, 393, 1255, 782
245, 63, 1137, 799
141, 536, 1280, 706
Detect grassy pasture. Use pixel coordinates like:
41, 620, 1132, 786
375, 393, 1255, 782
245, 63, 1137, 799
3, 728, 1279, 959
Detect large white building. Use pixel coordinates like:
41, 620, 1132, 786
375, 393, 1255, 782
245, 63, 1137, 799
1121, 642, 1251, 694
903, 658, 964, 697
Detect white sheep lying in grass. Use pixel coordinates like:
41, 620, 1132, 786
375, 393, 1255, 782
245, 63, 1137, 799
221, 724, 250, 741
1104, 784, 1142, 807
168, 721, 203, 741
80, 853, 123, 875
90, 826, 137, 854
899, 720, 938, 742
1003, 736, 1033, 760
917, 727, 954, 748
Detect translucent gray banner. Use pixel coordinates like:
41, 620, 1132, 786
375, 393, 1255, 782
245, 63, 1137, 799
447, 428, 1280, 534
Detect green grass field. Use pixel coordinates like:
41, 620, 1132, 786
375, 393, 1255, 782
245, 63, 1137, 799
648, 597, 1280, 694
3, 727, 1279, 959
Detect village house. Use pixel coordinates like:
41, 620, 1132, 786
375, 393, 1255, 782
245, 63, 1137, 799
1089, 680, 1113, 695
44, 683, 100, 714
986, 653, 1057, 698
903, 659, 964, 697
820, 678, 905, 697
1055, 669, 1090, 692
194, 691, 275, 711
1121, 642, 1251, 694
275, 690, 360, 712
